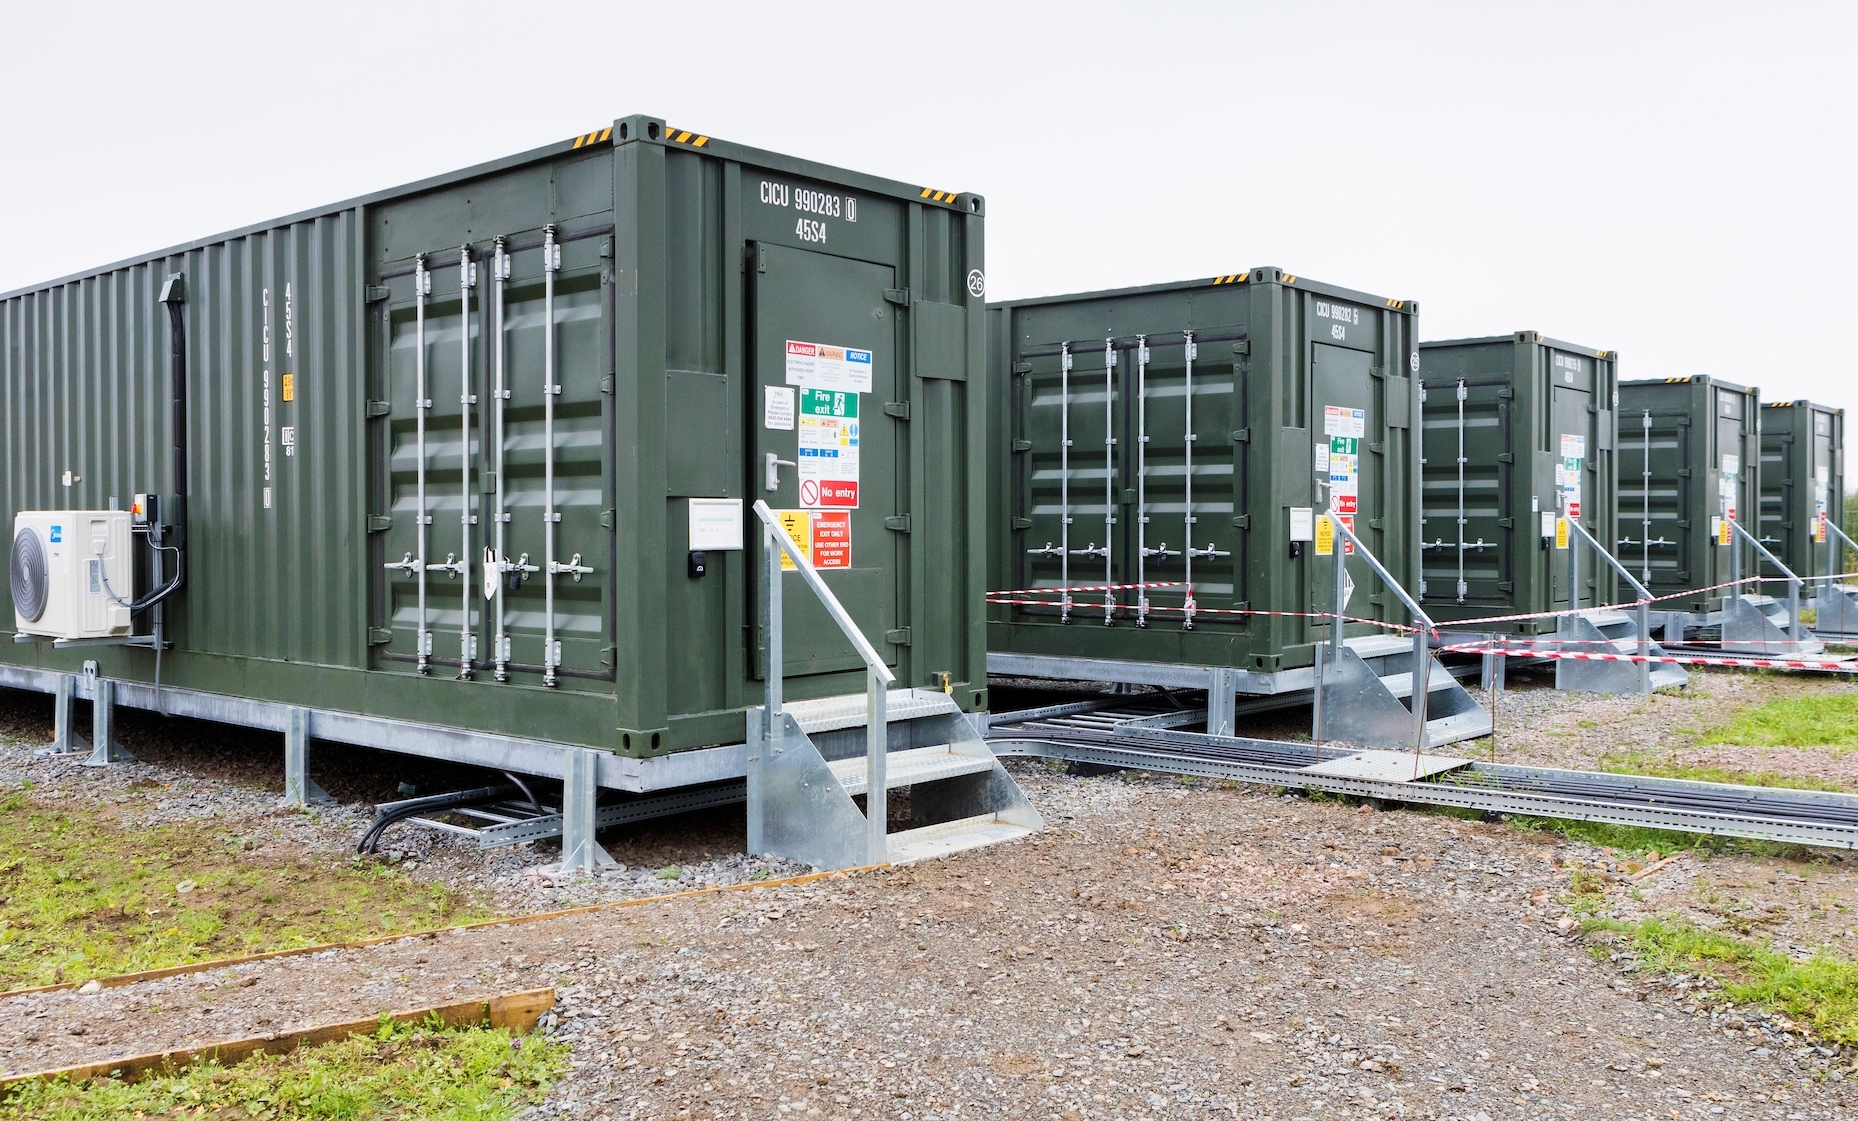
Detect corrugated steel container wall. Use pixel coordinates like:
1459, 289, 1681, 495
1418, 333, 1619, 633
988, 270, 1421, 674
1617, 377, 1761, 612
1, 115, 988, 759
1759, 400, 1845, 579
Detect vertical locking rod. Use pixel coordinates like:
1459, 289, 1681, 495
542, 225, 561, 687
457, 246, 476, 680
491, 239, 510, 681
1102, 339, 1115, 624
1134, 335, 1150, 626
415, 258, 431, 673
1059, 343, 1073, 623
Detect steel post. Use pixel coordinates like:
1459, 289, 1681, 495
50, 673, 87, 754
84, 679, 134, 766
559, 746, 613, 873
281, 706, 330, 807
866, 666, 888, 864
1207, 666, 1237, 738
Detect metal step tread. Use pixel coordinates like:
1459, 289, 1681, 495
785, 688, 961, 734
1375, 663, 1463, 699
1345, 634, 1414, 660
1582, 609, 1635, 628
828, 745, 995, 795
1303, 748, 1473, 782
886, 814, 1035, 865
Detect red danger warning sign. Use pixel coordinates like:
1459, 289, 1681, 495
1568, 500, 1581, 518
811, 511, 851, 569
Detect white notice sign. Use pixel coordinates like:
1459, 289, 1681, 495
764, 386, 795, 430
1289, 507, 1315, 542
785, 340, 874, 393
1323, 405, 1366, 438
687, 498, 745, 550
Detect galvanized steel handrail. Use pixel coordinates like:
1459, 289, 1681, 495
751, 500, 894, 864
1321, 511, 1434, 760
1730, 518, 1807, 643
1564, 516, 1654, 694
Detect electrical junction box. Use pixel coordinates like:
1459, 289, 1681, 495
9, 511, 133, 640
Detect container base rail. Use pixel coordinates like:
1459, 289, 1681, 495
986, 712, 1858, 850
1435, 609, 1690, 696
988, 630, 1493, 750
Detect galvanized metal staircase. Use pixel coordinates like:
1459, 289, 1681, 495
748, 502, 1040, 872
1320, 634, 1492, 749
1723, 593, 1825, 656
1555, 609, 1689, 693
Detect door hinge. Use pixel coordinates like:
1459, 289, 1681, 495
883, 288, 910, 306
1232, 340, 1250, 355
365, 286, 391, 303
1231, 514, 1251, 529
1497, 387, 1515, 399
481, 471, 497, 494
600, 376, 614, 394
367, 627, 393, 645
1012, 360, 1033, 375
367, 515, 393, 532
884, 627, 913, 646
1370, 366, 1385, 379
1231, 428, 1251, 443
600, 645, 617, 666
1012, 516, 1033, 529
1676, 519, 1692, 529
1368, 517, 1385, 530
1369, 440, 1385, 455
365, 399, 392, 418
1498, 581, 1514, 592
599, 510, 616, 529
1497, 452, 1514, 463
885, 515, 912, 533
1498, 517, 1515, 528
884, 401, 911, 420
1677, 468, 1692, 478
1012, 439, 1033, 452
598, 238, 614, 259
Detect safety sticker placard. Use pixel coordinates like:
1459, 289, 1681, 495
797, 388, 859, 508
1314, 514, 1355, 556
785, 340, 873, 393
771, 509, 852, 570
810, 511, 851, 569
1559, 432, 1583, 519
1323, 405, 1366, 438
1328, 435, 1359, 515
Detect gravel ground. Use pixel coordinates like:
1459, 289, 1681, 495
7, 678, 1858, 1118
2, 761, 1855, 1118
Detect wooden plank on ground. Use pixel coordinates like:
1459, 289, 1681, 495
0, 987, 555, 1088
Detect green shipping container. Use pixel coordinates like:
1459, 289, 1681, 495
0, 115, 988, 773
1759, 399, 1845, 579
1617, 377, 1761, 613
986, 269, 1423, 679
1418, 333, 1620, 634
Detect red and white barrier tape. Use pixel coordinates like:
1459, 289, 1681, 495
1438, 641, 1858, 673
988, 581, 1193, 597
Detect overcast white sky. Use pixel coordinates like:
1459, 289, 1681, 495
2, 1, 1852, 413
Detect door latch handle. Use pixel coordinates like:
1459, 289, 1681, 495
764, 452, 797, 492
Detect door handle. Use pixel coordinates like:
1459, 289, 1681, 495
764, 452, 797, 492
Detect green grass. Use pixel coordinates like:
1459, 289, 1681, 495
1587, 915, 1858, 1045
0, 1015, 568, 1120
1597, 748, 1852, 794
1698, 693, 1858, 750
0, 791, 498, 988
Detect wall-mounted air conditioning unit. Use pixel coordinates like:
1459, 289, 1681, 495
9, 511, 133, 640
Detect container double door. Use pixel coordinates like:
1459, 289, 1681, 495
1014, 332, 1240, 625
748, 243, 901, 682
373, 239, 610, 687
1620, 410, 1692, 597
1420, 376, 1510, 606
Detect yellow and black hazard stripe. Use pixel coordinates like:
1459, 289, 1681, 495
664, 127, 711, 148
571, 127, 613, 149
1595, 350, 1611, 358
1384, 298, 1406, 310
918, 188, 960, 205
1210, 272, 1250, 285
1767, 400, 1796, 407
1662, 376, 1693, 383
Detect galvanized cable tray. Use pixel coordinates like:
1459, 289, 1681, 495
986, 710, 1858, 849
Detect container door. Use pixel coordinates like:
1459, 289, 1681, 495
1549, 383, 1592, 608
1814, 410, 1837, 573
1421, 378, 1510, 606
1310, 343, 1382, 636
749, 242, 899, 681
